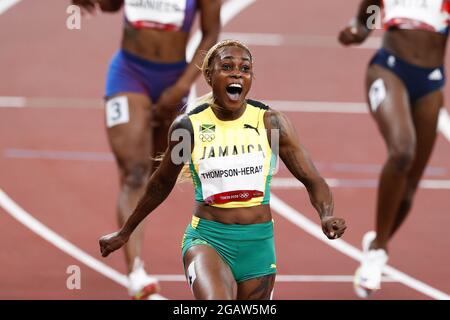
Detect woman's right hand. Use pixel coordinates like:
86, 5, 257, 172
99, 231, 129, 257
338, 19, 371, 46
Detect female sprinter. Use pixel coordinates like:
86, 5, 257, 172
339, 0, 449, 297
99, 39, 347, 300
73, 0, 221, 299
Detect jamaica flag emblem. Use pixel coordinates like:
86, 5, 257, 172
199, 124, 215, 142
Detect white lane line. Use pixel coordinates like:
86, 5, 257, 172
270, 193, 450, 300
0, 0, 253, 301
150, 274, 398, 283
264, 100, 450, 145
0, 189, 167, 300
0, 0, 22, 15
2, 0, 448, 299
3, 149, 447, 176
0, 96, 104, 108
266, 100, 367, 113
271, 177, 450, 190
220, 32, 382, 49
4, 149, 115, 162
0, 189, 127, 286
275, 275, 397, 283
0, 96, 26, 107
3, 148, 448, 177
438, 108, 450, 143
4, 148, 450, 189
12, 98, 443, 145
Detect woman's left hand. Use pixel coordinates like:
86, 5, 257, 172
321, 216, 347, 240
153, 84, 190, 127
99, 231, 129, 257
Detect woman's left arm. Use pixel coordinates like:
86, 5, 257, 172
154, 0, 221, 123
266, 110, 347, 239
174, 0, 221, 90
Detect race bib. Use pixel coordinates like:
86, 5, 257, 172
125, 0, 187, 28
384, 0, 449, 32
106, 96, 130, 128
198, 151, 266, 204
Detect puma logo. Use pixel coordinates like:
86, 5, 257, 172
244, 123, 259, 135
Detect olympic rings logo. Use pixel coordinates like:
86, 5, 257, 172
239, 192, 249, 198
199, 133, 215, 142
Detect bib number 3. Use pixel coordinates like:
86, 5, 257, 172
106, 96, 130, 128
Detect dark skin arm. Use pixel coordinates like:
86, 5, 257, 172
71, 0, 123, 14
338, 0, 381, 45
98, 0, 123, 12
153, 0, 221, 125
99, 114, 194, 257
266, 109, 347, 239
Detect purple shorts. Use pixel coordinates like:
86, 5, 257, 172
105, 49, 188, 105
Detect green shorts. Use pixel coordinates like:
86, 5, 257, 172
181, 216, 276, 283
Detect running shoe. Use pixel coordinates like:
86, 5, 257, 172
353, 231, 388, 298
128, 258, 160, 300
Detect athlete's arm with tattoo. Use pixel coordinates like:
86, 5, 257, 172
99, 115, 194, 256
339, 0, 381, 45
267, 110, 347, 239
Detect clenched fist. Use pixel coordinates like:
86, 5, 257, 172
99, 231, 129, 257
321, 216, 347, 240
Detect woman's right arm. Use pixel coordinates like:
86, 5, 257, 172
338, 0, 382, 45
71, 0, 123, 14
99, 114, 194, 257
98, 0, 123, 12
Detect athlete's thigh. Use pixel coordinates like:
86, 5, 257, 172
105, 93, 153, 171
366, 65, 415, 149
183, 245, 237, 300
407, 90, 443, 184
237, 274, 275, 300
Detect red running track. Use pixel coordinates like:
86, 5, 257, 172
0, 0, 449, 300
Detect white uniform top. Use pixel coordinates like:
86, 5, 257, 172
383, 0, 450, 34
124, 0, 196, 31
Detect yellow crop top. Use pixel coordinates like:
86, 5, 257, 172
187, 99, 277, 208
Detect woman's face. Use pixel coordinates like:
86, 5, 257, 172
208, 46, 253, 112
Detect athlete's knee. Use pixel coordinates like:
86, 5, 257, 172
388, 142, 416, 173
123, 164, 149, 189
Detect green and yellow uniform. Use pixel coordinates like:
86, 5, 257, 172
181, 99, 277, 282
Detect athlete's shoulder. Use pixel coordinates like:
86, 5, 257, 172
262, 106, 291, 133
170, 113, 194, 134
246, 99, 269, 110
187, 103, 210, 116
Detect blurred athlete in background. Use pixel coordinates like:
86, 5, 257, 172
73, 0, 221, 299
339, 0, 448, 297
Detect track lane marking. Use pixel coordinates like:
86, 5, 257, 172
0, 0, 22, 15
219, 32, 382, 49
2, 0, 448, 299
271, 177, 450, 190
0, 0, 256, 300
269, 193, 450, 300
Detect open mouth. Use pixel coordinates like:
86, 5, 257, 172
225, 83, 243, 101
